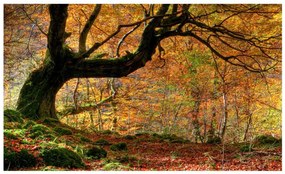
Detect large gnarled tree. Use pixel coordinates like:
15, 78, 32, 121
15, 4, 281, 120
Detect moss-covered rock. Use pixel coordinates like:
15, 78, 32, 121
54, 127, 73, 136
4, 109, 24, 123
103, 162, 129, 171
86, 147, 107, 159
4, 148, 37, 170
110, 142, 127, 151
94, 139, 111, 146
41, 147, 84, 168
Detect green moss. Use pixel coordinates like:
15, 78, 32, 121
4, 148, 37, 170
23, 120, 37, 129
29, 124, 55, 140
42, 118, 59, 126
4, 129, 26, 139
4, 122, 22, 129
4, 109, 24, 123
110, 142, 127, 151
103, 162, 129, 171
80, 136, 93, 143
115, 154, 137, 163
41, 147, 85, 168
94, 139, 110, 146
54, 127, 73, 136
86, 147, 107, 159
124, 135, 136, 140
254, 135, 281, 145
207, 136, 221, 144
240, 144, 253, 152
30, 124, 51, 134
4, 131, 18, 139
101, 130, 113, 135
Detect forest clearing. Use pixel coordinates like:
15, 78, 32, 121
3, 4, 282, 171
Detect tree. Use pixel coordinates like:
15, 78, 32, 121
8, 4, 280, 120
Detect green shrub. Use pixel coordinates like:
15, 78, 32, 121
207, 136, 221, 144
254, 135, 280, 145
86, 147, 107, 159
54, 127, 73, 136
4, 109, 24, 123
103, 162, 129, 171
41, 147, 84, 168
110, 142, 127, 151
94, 139, 110, 145
4, 148, 37, 170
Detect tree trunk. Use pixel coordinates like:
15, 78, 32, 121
16, 63, 68, 120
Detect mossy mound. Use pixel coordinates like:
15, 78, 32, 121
103, 162, 129, 171
94, 139, 111, 146
79, 135, 93, 143
23, 120, 37, 129
4, 122, 22, 129
254, 135, 281, 145
86, 147, 107, 159
206, 136, 222, 144
115, 154, 137, 163
4, 148, 37, 170
152, 133, 188, 143
29, 124, 54, 139
42, 118, 60, 126
124, 135, 136, 140
101, 130, 113, 135
4, 109, 24, 123
41, 147, 84, 168
110, 142, 127, 151
54, 127, 73, 136
240, 144, 253, 152
4, 129, 26, 139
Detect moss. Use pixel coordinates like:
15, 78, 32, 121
41, 147, 85, 168
29, 124, 54, 139
101, 130, 112, 135
54, 127, 73, 136
30, 124, 51, 134
4, 122, 22, 129
110, 142, 127, 151
86, 147, 107, 159
254, 135, 280, 145
4, 131, 18, 139
103, 162, 129, 171
42, 118, 60, 126
124, 135, 136, 140
4, 129, 26, 139
240, 144, 253, 152
94, 139, 111, 146
115, 154, 137, 163
207, 136, 221, 144
80, 136, 93, 143
4, 148, 37, 170
23, 120, 37, 129
4, 109, 24, 123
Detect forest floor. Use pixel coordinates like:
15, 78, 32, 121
3, 116, 282, 171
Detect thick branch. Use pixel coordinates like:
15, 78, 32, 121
79, 4, 101, 53
47, 5, 68, 64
